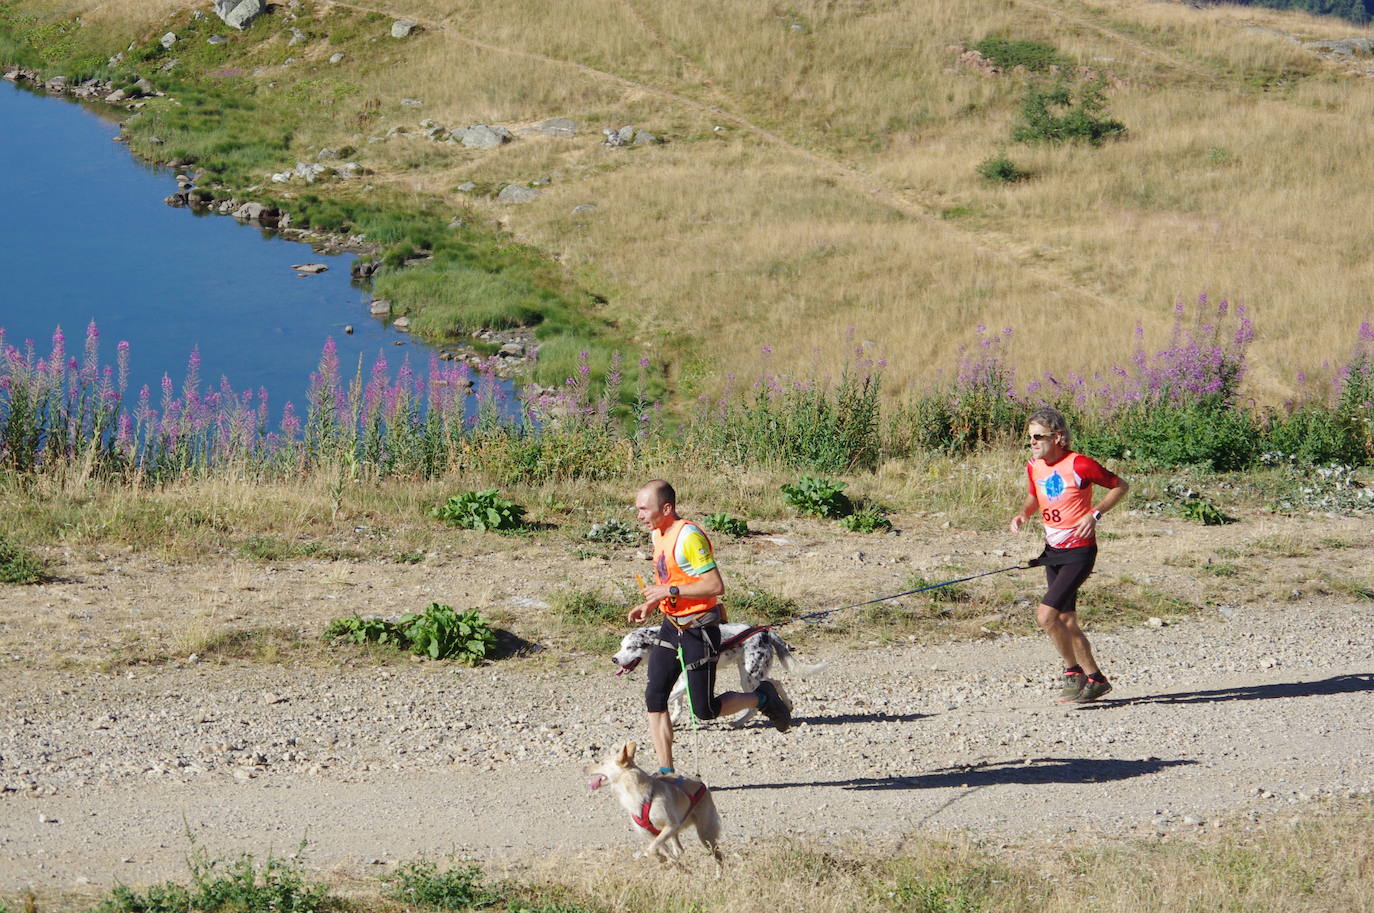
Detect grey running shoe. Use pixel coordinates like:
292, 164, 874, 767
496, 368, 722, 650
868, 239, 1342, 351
755, 681, 791, 732
1074, 678, 1113, 703
1058, 671, 1087, 702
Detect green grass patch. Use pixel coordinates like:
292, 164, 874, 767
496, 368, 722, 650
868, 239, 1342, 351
972, 36, 1067, 72
0, 536, 48, 584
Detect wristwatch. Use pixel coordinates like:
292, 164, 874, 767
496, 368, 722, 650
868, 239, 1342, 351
668, 585, 680, 597
1091, 510, 1103, 521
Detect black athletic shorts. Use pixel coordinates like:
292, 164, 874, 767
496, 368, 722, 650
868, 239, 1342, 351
1039, 544, 1097, 612
645, 618, 723, 720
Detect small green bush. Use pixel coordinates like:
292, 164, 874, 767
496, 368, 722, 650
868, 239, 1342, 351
552, 589, 624, 626
730, 584, 800, 624
976, 153, 1029, 184
0, 537, 48, 585
704, 512, 750, 537
972, 36, 1065, 71
386, 860, 496, 911
431, 489, 527, 532
1012, 79, 1125, 146
324, 604, 497, 664
781, 476, 853, 519
839, 505, 892, 533
94, 851, 334, 913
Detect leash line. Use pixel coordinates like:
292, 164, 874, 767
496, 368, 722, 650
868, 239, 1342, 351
783, 562, 1036, 628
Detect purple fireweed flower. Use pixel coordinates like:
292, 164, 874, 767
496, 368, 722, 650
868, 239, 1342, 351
280, 401, 301, 437
183, 347, 202, 402
1360, 321, 1374, 343
638, 356, 651, 370
116, 341, 130, 397
761, 345, 773, 356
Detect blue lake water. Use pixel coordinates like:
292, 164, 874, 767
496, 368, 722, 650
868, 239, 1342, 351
0, 80, 468, 422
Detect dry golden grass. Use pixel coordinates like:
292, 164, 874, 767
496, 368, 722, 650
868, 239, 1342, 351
15, 0, 1374, 404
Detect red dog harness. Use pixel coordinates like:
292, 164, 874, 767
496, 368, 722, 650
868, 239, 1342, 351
632, 780, 709, 836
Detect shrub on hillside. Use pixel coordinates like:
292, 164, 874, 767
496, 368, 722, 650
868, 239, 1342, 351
977, 153, 1030, 184
1013, 78, 1125, 146
972, 37, 1065, 72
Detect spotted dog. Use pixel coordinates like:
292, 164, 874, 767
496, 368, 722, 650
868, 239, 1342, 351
613, 623, 826, 726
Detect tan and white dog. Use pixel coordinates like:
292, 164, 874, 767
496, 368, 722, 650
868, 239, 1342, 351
584, 741, 724, 873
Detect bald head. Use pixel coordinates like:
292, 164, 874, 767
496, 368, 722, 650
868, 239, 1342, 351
636, 479, 678, 532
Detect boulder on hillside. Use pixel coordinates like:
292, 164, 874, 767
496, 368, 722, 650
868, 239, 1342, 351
391, 20, 418, 38
538, 117, 576, 138
213, 0, 266, 31
497, 184, 540, 204
460, 124, 512, 149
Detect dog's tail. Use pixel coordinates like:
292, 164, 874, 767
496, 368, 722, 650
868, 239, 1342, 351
768, 632, 828, 677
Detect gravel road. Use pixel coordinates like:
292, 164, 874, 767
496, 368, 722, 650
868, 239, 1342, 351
4, 591, 1373, 893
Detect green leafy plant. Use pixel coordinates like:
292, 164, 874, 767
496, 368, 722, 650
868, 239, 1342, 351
704, 512, 750, 537
386, 859, 496, 911
839, 505, 892, 533
431, 488, 527, 532
1165, 482, 1237, 526
324, 604, 497, 664
976, 152, 1029, 184
781, 476, 853, 519
1012, 78, 1125, 146
398, 603, 498, 663
0, 536, 48, 585
583, 518, 644, 545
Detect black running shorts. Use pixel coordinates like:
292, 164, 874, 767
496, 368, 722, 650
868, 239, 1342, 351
645, 619, 723, 720
1040, 545, 1097, 612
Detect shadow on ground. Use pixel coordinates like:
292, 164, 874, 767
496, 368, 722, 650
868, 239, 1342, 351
1084, 673, 1374, 708
714, 756, 1195, 792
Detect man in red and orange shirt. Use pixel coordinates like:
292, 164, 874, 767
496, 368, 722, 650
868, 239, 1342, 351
1011, 407, 1130, 703
627, 479, 790, 775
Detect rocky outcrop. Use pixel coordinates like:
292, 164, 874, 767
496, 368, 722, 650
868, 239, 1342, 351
213, 0, 266, 31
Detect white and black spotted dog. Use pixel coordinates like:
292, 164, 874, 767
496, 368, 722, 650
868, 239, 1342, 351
613, 623, 827, 727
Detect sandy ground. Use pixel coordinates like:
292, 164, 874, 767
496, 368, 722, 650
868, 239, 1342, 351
2, 510, 1373, 895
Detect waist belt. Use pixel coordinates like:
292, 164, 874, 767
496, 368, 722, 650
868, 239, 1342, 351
665, 607, 721, 631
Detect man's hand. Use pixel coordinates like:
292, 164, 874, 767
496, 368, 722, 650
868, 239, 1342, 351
627, 600, 658, 624
1010, 514, 1027, 533
1073, 512, 1097, 540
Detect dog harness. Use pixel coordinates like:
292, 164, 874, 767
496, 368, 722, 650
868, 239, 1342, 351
653, 623, 771, 672
632, 778, 710, 836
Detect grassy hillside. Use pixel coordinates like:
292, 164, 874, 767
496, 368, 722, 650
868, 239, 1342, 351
4, 0, 1374, 405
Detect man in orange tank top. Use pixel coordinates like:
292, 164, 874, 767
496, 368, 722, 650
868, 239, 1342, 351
627, 479, 791, 775
1010, 407, 1130, 703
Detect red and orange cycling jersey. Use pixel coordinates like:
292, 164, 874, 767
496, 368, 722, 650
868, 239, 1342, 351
1027, 451, 1121, 549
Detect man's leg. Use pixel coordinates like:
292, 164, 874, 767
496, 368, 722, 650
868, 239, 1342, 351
1037, 603, 1101, 675
644, 626, 682, 771
647, 709, 674, 771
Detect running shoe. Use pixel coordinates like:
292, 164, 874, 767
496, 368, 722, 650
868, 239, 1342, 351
755, 681, 792, 732
1074, 678, 1113, 703
1058, 670, 1087, 702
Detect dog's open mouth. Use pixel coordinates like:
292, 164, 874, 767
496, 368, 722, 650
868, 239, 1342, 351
615, 658, 641, 676
588, 774, 607, 790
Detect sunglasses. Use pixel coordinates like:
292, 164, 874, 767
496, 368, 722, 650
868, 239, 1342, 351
1027, 433, 1053, 443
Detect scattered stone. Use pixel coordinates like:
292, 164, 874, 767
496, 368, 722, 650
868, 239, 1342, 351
400, 98, 423, 107
291, 263, 329, 274
571, 203, 598, 214
369, 299, 392, 316
391, 19, 418, 39
213, 0, 266, 31
208, 35, 229, 45
538, 117, 576, 138
104, 89, 127, 104
294, 161, 327, 183
287, 27, 307, 47
393, 316, 411, 331
329, 52, 345, 64
497, 184, 540, 203
633, 129, 660, 145
456, 181, 477, 192
344, 325, 353, 335
160, 32, 178, 50
1147, 617, 1164, 628
460, 124, 512, 149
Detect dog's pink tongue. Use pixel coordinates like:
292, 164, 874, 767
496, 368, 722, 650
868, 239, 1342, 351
588, 774, 606, 790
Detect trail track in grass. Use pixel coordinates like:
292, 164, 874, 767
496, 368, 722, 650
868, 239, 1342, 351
2, 510, 1373, 893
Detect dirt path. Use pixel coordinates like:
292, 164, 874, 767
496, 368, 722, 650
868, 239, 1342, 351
3, 510, 1374, 892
